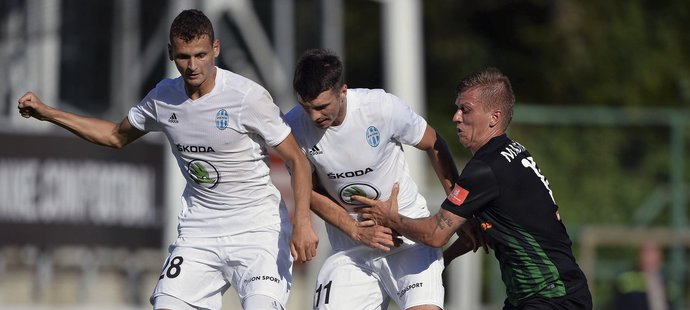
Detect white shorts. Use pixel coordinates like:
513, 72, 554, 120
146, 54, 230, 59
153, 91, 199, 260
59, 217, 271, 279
150, 222, 293, 310
313, 243, 444, 309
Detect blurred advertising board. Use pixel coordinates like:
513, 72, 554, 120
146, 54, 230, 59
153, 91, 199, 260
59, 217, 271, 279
0, 133, 165, 248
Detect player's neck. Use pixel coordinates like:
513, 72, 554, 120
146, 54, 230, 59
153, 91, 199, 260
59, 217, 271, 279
185, 67, 217, 100
470, 130, 504, 155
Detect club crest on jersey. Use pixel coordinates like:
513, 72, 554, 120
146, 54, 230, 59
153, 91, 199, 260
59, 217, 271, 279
215, 109, 229, 130
187, 159, 220, 189
448, 184, 469, 206
366, 126, 380, 147
339, 183, 380, 205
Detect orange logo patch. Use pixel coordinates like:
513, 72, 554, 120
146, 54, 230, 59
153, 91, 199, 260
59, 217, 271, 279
448, 184, 469, 206
481, 222, 493, 231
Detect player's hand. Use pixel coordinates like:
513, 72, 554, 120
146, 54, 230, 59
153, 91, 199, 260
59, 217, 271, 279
352, 223, 402, 252
17, 92, 50, 121
352, 183, 400, 228
459, 218, 489, 254
289, 218, 319, 264
443, 220, 489, 267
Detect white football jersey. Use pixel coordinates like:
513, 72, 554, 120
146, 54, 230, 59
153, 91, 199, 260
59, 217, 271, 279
284, 88, 431, 251
129, 67, 291, 237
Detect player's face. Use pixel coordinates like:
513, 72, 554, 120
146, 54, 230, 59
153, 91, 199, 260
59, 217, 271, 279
299, 85, 347, 129
453, 87, 495, 153
168, 35, 220, 98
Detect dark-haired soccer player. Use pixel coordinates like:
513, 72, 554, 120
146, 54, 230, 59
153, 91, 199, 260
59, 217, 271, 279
285, 48, 460, 310
18, 9, 317, 310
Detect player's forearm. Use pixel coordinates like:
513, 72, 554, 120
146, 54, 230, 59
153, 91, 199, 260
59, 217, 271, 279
425, 133, 459, 195
46, 108, 126, 148
288, 157, 313, 225
390, 215, 452, 248
310, 191, 356, 237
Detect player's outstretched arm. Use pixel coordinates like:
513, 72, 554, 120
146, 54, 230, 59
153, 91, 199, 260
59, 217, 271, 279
354, 184, 464, 248
274, 133, 319, 263
415, 126, 459, 195
310, 187, 397, 252
17, 91, 145, 148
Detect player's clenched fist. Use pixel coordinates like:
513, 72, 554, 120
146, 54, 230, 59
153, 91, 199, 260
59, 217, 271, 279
17, 92, 49, 120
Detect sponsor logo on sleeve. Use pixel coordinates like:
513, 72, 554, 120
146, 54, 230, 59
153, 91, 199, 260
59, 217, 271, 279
448, 184, 469, 206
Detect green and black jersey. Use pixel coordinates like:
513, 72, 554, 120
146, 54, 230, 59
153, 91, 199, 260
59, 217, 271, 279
442, 134, 590, 306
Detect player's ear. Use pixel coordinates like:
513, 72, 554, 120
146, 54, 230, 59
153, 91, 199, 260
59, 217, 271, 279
212, 39, 220, 58
167, 44, 173, 61
489, 109, 502, 128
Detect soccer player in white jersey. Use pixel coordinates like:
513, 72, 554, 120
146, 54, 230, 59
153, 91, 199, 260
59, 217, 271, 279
17, 9, 318, 310
284, 48, 459, 310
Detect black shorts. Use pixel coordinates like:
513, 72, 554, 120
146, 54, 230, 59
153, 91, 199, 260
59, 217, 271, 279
503, 286, 593, 310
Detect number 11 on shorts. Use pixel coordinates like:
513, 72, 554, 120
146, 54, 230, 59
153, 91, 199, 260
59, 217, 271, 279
313, 280, 332, 307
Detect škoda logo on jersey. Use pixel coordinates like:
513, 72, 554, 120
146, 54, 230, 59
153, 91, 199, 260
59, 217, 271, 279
187, 159, 220, 189
339, 183, 380, 205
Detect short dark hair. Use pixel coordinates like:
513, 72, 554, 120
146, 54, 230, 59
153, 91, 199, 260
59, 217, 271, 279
457, 67, 515, 126
170, 9, 215, 43
293, 48, 344, 103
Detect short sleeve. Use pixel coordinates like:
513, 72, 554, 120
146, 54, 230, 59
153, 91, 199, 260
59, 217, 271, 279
441, 159, 499, 218
386, 93, 427, 146
128, 89, 162, 132
240, 87, 291, 147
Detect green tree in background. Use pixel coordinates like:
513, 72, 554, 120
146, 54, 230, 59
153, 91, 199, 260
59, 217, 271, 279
419, 0, 690, 222
416, 1, 690, 306
423, 0, 690, 110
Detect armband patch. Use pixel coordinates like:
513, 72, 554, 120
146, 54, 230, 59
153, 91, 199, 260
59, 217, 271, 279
448, 184, 469, 206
